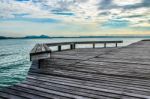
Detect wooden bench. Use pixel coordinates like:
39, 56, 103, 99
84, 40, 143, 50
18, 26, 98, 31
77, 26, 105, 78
30, 44, 51, 68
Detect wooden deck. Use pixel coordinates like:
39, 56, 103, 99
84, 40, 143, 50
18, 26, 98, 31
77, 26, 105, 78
1, 40, 150, 99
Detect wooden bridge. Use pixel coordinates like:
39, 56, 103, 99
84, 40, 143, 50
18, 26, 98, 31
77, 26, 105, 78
1, 40, 150, 99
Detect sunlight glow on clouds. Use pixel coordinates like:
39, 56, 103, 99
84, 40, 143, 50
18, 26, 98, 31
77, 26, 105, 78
0, 0, 150, 36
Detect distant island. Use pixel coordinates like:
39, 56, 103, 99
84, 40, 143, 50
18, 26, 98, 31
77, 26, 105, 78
24, 35, 50, 39
1, 35, 150, 39
0, 35, 51, 39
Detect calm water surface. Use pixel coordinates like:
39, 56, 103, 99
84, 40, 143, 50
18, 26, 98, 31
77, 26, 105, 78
0, 38, 144, 87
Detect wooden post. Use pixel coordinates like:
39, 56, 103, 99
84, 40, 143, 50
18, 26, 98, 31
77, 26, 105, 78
38, 60, 42, 68
74, 43, 76, 49
116, 43, 118, 47
93, 43, 95, 48
104, 43, 106, 48
38, 59, 45, 69
58, 45, 61, 51
70, 44, 73, 49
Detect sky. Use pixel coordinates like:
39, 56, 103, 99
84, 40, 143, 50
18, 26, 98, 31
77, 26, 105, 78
0, 0, 150, 37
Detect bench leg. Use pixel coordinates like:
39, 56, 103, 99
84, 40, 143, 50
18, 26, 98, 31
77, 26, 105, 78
104, 43, 106, 48
38, 59, 44, 69
93, 43, 95, 48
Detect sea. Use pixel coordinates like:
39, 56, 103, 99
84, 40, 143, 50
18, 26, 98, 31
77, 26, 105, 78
0, 38, 147, 87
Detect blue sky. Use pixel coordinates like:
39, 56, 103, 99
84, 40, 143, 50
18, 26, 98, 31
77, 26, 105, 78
0, 0, 150, 37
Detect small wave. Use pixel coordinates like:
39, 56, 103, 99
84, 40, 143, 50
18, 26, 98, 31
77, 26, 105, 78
0, 58, 29, 66
0, 53, 19, 57
0, 63, 24, 71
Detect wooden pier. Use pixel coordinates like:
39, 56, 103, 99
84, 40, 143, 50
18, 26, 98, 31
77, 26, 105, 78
1, 40, 150, 99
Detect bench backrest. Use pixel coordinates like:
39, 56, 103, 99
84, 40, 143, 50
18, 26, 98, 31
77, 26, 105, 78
30, 44, 51, 61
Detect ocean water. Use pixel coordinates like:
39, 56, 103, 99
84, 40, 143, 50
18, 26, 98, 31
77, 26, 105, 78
0, 38, 145, 87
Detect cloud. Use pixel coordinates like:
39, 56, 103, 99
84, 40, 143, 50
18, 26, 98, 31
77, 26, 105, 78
0, 0, 150, 36
98, 0, 116, 10
101, 19, 129, 28
113, 0, 142, 6
52, 12, 75, 16
98, 0, 150, 10
0, 0, 48, 18
99, 11, 111, 16
0, 17, 61, 23
124, 15, 144, 18
123, 0, 150, 10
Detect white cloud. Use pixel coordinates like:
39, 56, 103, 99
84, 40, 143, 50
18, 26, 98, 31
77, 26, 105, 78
113, 0, 142, 6
0, 0, 150, 36
130, 22, 150, 27
0, 0, 101, 22
0, 0, 49, 18
0, 0, 149, 23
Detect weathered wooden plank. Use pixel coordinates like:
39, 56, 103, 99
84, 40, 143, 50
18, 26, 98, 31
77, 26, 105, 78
38, 59, 150, 79
0, 91, 28, 99
27, 75, 124, 92
0, 87, 48, 99
30, 53, 51, 61
26, 76, 150, 98
89, 57, 150, 65
29, 67, 150, 88
27, 73, 150, 96
23, 79, 117, 99
43, 58, 150, 72
15, 83, 91, 99
10, 85, 71, 99
28, 72, 150, 89
0, 97, 7, 99
51, 54, 94, 60
51, 48, 118, 60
